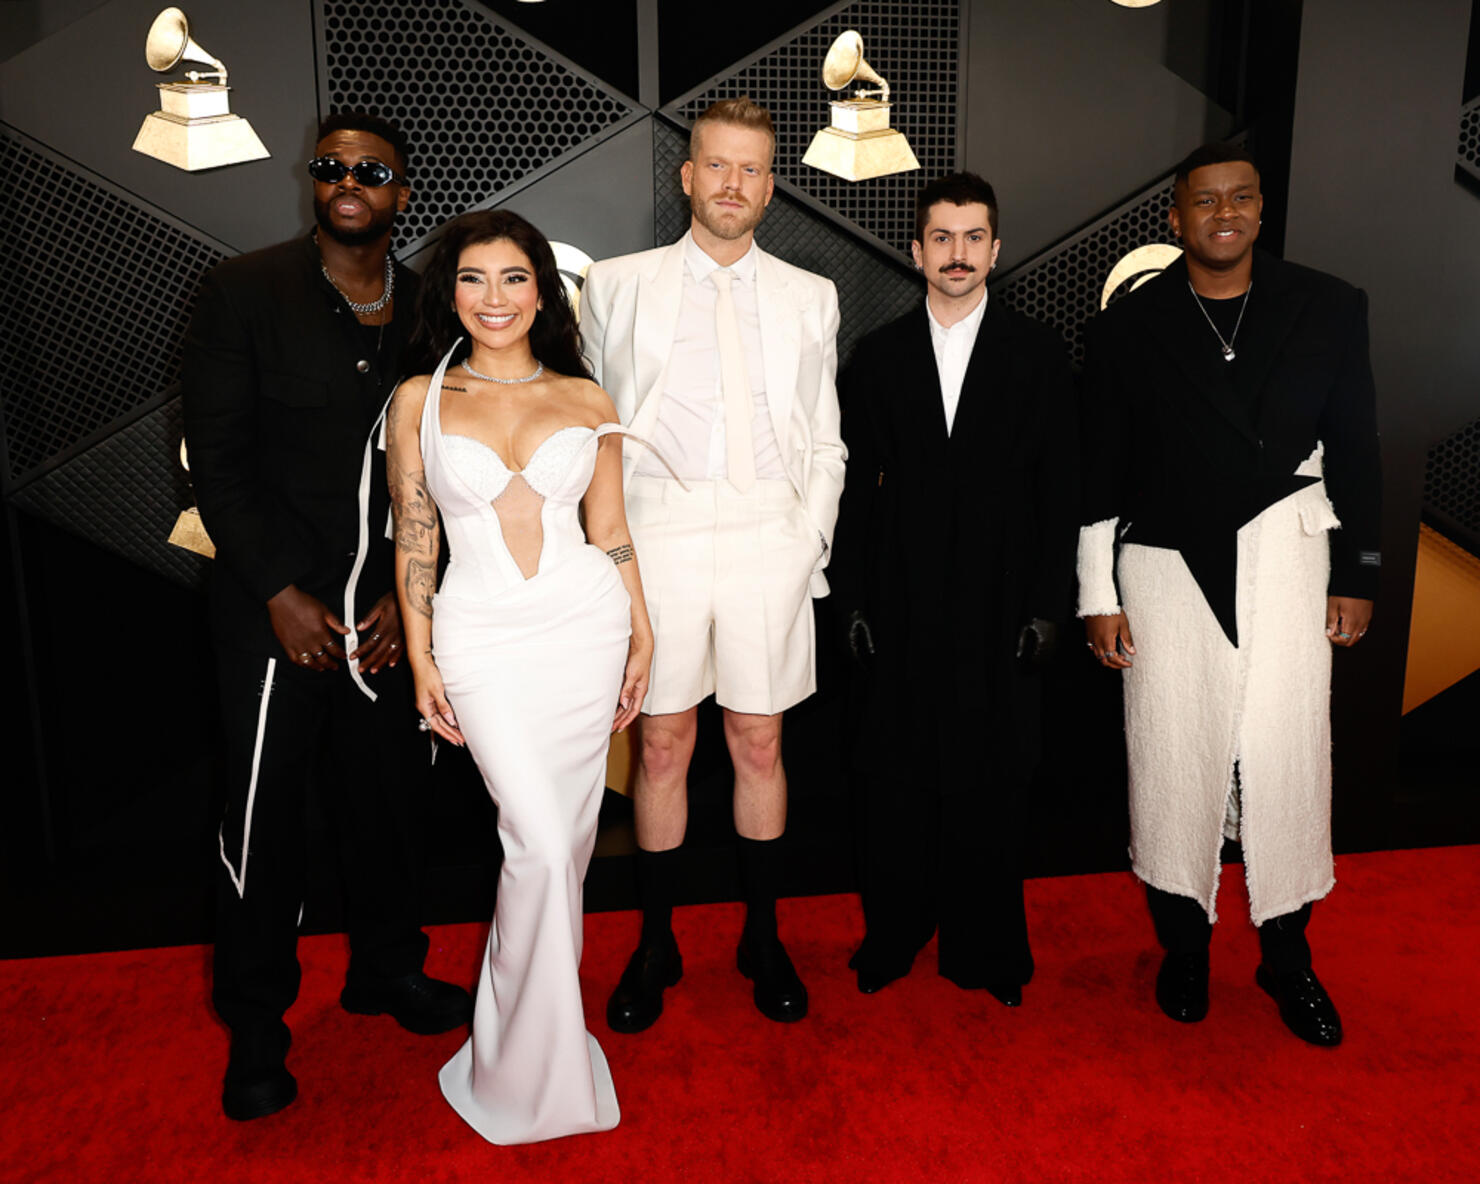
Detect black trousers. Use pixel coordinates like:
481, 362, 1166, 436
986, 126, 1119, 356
852, 738, 1033, 990
212, 642, 430, 1034
1146, 884, 1313, 974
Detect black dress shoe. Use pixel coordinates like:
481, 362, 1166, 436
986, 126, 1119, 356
340, 971, 473, 1035
737, 934, 808, 1023
1256, 965, 1343, 1047
1155, 949, 1210, 1022
984, 980, 1023, 1008
607, 934, 683, 1034
854, 966, 896, 995
222, 1022, 296, 1122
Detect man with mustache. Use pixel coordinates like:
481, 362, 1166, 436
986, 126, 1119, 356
1077, 143, 1380, 1045
581, 97, 844, 1031
829, 172, 1077, 1004
182, 111, 471, 1121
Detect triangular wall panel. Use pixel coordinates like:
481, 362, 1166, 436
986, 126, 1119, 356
319, 0, 645, 253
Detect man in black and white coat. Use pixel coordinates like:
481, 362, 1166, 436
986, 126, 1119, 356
1078, 143, 1381, 1047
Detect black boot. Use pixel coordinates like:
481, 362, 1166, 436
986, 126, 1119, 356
737, 836, 807, 1022
222, 1020, 296, 1121
1146, 885, 1211, 1023
607, 847, 684, 1034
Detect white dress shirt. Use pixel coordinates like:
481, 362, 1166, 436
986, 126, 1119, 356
925, 287, 988, 436
636, 232, 785, 481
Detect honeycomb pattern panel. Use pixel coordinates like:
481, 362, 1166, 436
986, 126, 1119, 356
994, 178, 1180, 369
654, 120, 920, 367
10, 396, 210, 589
1457, 95, 1480, 189
669, 0, 960, 258
1460, 95, 1480, 167
1425, 414, 1480, 556
0, 130, 226, 488
321, 0, 641, 253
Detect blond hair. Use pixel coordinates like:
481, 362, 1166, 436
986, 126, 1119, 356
688, 96, 776, 167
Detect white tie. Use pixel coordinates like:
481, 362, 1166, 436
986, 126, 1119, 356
712, 268, 755, 493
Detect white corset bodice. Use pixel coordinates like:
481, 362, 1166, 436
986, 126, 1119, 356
419, 347, 661, 601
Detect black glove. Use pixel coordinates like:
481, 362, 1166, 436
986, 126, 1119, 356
844, 609, 876, 673
1015, 618, 1058, 668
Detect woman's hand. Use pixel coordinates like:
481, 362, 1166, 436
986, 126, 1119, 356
613, 637, 652, 733
413, 660, 465, 746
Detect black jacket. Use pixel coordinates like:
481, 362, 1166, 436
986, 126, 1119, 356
831, 297, 1079, 782
1080, 250, 1382, 646
181, 234, 419, 654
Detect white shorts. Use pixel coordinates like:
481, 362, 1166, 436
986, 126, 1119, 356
627, 475, 818, 717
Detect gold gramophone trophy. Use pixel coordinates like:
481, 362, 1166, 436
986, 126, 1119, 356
168, 439, 216, 558
801, 31, 919, 182
131, 7, 269, 172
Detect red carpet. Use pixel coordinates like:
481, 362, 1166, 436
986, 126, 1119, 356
3, 846, 1478, 1183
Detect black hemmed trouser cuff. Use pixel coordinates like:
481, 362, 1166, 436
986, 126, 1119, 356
1146, 884, 1212, 955
1257, 903, 1314, 974
738, 835, 784, 945
636, 846, 682, 945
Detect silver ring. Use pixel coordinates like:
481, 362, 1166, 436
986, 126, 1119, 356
389, 642, 398, 649
417, 718, 431, 732
315, 648, 326, 656
371, 632, 382, 641
299, 652, 311, 660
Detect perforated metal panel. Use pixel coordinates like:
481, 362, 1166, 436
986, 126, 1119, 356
319, 0, 642, 254
1458, 95, 1480, 190
654, 120, 920, 366
667, 0, 960, 258
1425, 415, 1480, 557
10, 397, 209, 588
993, 177, 1179, 368
0, 129, 226, 490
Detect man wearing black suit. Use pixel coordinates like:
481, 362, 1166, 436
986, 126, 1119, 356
182, 112, 470, 1121
831, 173, 1078, 1006
1078, 143, 1380, 1047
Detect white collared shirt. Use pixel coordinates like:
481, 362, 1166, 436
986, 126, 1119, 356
635, 232, 785, 481
925, 287, 988, 435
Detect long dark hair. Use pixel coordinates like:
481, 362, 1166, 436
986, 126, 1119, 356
406, 209, 590, 380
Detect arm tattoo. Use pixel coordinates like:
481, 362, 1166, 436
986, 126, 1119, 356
607, 543, 635, 566
404, 557, 437, 619
389, 444, 440, 619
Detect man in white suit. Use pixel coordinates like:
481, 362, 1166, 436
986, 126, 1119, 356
581, 97, 844, 1031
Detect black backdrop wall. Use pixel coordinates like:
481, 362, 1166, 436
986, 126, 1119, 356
2, 0, 1475, 958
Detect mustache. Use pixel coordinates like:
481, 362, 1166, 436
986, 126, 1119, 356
940, 263, 975, 275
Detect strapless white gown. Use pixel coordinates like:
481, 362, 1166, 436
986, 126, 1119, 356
424, 351, 627, 1144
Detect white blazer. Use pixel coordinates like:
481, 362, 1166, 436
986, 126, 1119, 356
580, 235, 845, 598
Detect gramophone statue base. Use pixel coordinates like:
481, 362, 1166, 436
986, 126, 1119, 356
133, 83, 268, 172
802, 100, 919, 182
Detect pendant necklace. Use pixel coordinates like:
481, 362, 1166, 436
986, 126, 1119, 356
1187, 281, 1251, 363
461, 359, 544, 385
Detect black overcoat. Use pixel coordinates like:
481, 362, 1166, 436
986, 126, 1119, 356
181, 234, 420, 656
832, 297, 1079, 782
829, 296, 1078, 988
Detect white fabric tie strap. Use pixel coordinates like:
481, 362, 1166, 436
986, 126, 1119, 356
711, 268, 755, 494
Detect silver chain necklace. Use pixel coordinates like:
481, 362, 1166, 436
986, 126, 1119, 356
1187, 280, 1252, 362
461, 359, 544, 385
321, 255, 395, 315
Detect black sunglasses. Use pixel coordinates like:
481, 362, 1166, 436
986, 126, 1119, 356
307, 156, 405, 187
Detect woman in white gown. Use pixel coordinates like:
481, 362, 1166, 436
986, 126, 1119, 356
386, 210, 654, 1144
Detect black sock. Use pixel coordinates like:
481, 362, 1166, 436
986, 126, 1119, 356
637, 847, 681, 945
738, 835, 784, 945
